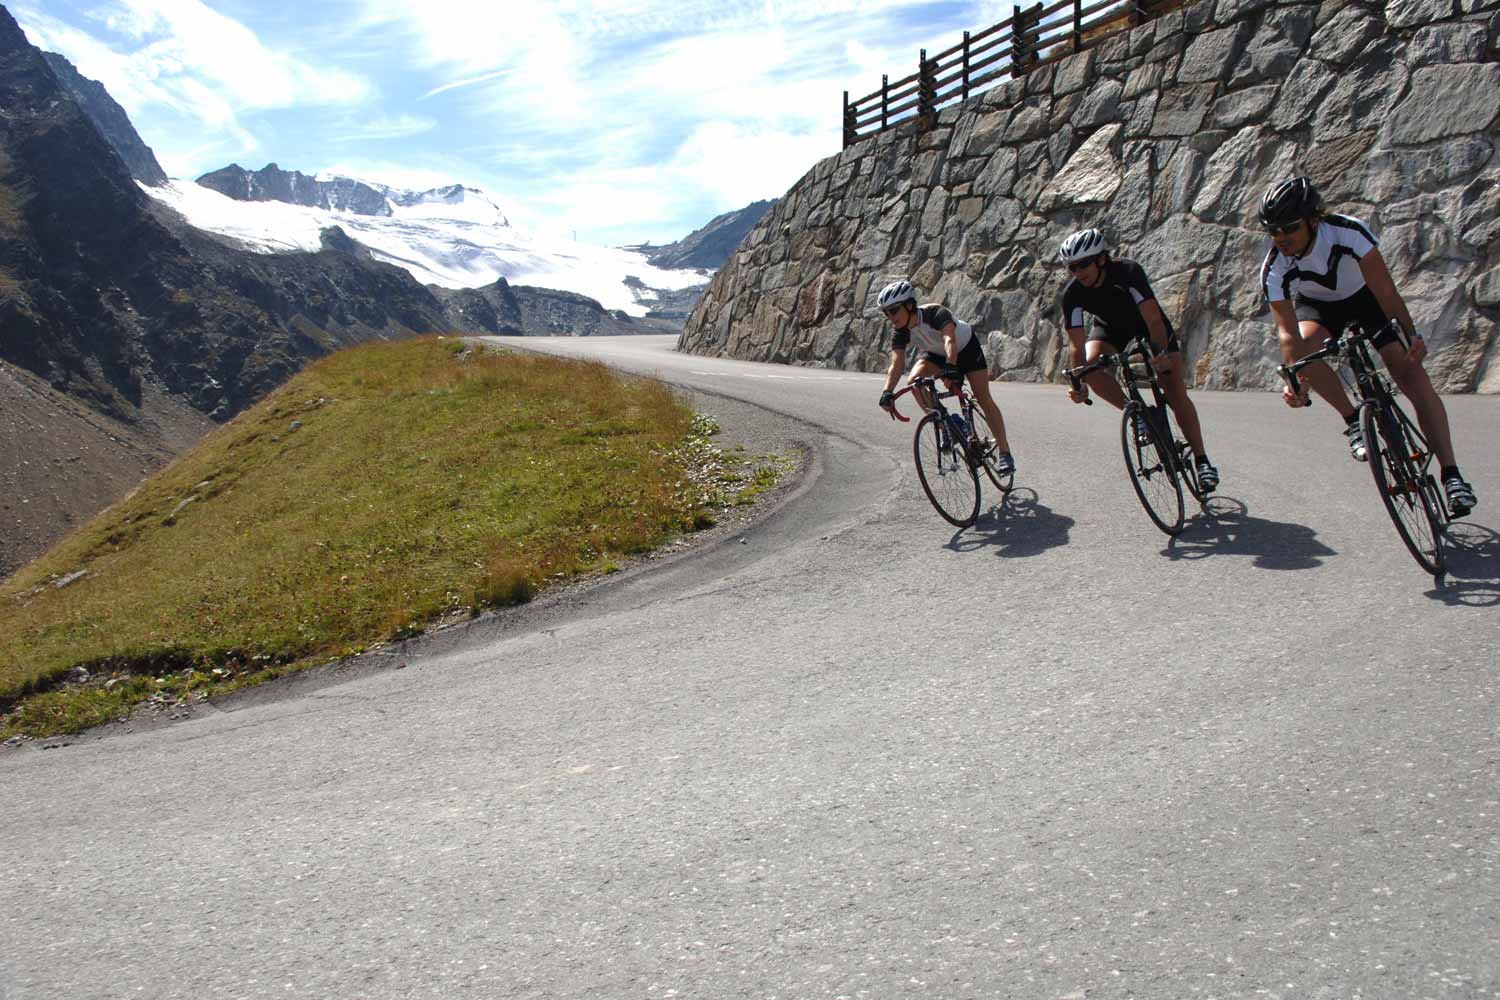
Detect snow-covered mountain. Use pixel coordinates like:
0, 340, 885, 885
145, 172, 709, 318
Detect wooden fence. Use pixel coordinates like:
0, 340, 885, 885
842, 0, 1184, 147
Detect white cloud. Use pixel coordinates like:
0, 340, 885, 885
15, 1, 373, 125
335, 114, 438, 142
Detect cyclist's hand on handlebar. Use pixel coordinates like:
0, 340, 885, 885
1150, 352, 1172, 374
1281, 383, 1310, 408
1068, 383, 1090, 404
879, 389, 897, 414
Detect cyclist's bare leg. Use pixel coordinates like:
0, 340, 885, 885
1378, 342, 1458, 467
1084, 340, 1127, 409
1160, 353, 1207, 457
964, 369, 1012, 453
1284, 322, 1358, 419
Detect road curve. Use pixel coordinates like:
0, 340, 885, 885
3, 335, 1497, 1000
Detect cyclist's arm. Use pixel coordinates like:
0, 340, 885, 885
1359, 248, 1422, 358
940, 321, 959, 369
1066, 325, 1088, 367
1137, 298, 1170, 353
1269, 298, 1303, 360
882, 346, 907, 394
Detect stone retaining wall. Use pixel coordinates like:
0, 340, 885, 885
678, 0, 1500, 392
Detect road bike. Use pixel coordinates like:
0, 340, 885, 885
886, 376, 1013, 527
1063, 337, 1209, 537
1277, 320, 1449, 579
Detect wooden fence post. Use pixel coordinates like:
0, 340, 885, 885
843, 91, 855, 148
1012, 3, 1039, 78
1072, 0, 1082, 53
962, 30, 971, 101
881, 74, 889, 129
918, 48, 936, 130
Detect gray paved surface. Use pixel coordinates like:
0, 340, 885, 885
3, 335, 1497, 1000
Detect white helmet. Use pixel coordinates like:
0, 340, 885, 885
1058, 228, 1109, 264
876, 279, 916, 312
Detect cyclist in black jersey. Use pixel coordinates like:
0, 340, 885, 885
1057, 228, 1219, 492
1259, 176, 1475, 517
874, 278, 1015, 476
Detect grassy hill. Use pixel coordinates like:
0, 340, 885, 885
0, 337, 782, 739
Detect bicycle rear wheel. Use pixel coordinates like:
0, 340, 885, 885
1121, 401, 1184, 536
914, 412, 980, 527
964, 402, 1014, 494
1360, 399, 1445, 576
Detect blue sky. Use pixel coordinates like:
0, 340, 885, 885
16, 0, 1001, 245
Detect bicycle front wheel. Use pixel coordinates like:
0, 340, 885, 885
965, 404, 1014, 493
1361, 399, 1445, 576
914, 412, 980, 527
1121, 401, 1184, 536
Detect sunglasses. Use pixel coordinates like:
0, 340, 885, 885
1066, 255, 1102, 274
1265, 220, 1304, 237
882, 305, 906, 317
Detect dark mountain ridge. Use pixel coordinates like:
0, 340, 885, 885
196, 163, 394, 217
40, 50, 167, 186
632, 199, 775, 271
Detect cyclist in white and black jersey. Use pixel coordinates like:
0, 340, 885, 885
875, 279, 1015, 476
1057, 228, 1219, 492
1259, 176, 1475, 517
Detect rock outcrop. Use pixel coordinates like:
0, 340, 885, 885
679, 0, 1500, 393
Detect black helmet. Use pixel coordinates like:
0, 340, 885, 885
1259, 177, 1324, 227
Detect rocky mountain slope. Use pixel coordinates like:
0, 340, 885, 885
197, 162, 396, 216
632, 199, 776, 271
41, 50, 168, 187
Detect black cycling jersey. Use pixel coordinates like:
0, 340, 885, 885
1059, 258, 1178, 351
890, 304, 975, 357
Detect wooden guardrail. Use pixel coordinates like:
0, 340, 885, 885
842, 0, 1182, 147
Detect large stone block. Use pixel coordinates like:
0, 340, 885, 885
1151, 83, 1218, 136
1408, 21, 1488, 63
1228, 7, 1318, 86
1268, 60, 1339, 132
1073, 78, 1124, 128
1312, 53, 1410, 139
1385, 0, 1458, 28
1123, 61, 1167, 99
1210, 85, 1279, 130
1150, 143, 1203, 223
973, 147, 1019, 198
1322, 138, 1494, 203
1178, 23, 1254, 83
1004, 99, 1053, 143
1054, 49, 1096, 94
1039, 124, 1124, 211
1192, 126, 1299, 224
1112, 142, 1156, 242
1389, 64, 1500, 144
1215, 0, 1278, 23
1309, 7, 1385, 65
1132, 216, 1231, 277
1455, 168, 1500, 247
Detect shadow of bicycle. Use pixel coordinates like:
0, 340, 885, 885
1162, 495, 1337, 571
945, 487, 1076, 558
1427, 521, 1500, 606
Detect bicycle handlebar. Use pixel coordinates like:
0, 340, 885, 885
884, 376, 964, 423
1274, 319, 1393, 409
1062, 354, 1117, 406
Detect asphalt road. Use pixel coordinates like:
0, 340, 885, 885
3, 335, 1497, 1000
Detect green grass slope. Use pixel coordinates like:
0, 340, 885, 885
1, 337, 782, 738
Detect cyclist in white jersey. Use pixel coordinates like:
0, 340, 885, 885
1259, 176, 1475, 517
874, 279, 1015, 476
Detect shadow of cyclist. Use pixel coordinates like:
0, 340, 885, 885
1162, 495, 1336, 571
1426, 521, 1500, 606
945, 487, 1075, 558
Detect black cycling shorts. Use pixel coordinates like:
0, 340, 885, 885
1087, 324, 1182, 355
918, 334, 989, 375
1294, 288, 1403, 349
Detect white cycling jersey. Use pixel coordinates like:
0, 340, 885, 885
1261, 214, 1378, 304
890, 304, 974, 358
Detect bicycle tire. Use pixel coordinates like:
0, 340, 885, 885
1121, 401, 1184, 536
914, 411, 980, 527
964, 402, 1014, 493
1360, 399, 1445, 576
